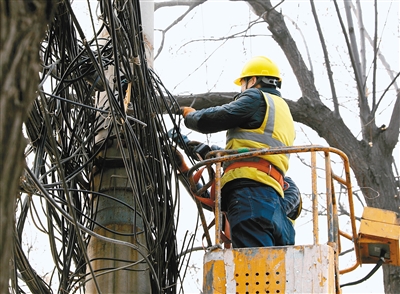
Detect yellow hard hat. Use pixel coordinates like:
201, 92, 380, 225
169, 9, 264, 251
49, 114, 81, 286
234, 56, 281, 86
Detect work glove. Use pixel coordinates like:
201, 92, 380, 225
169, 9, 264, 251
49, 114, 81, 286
180, 106, 195, 118
188, 140, 211, 160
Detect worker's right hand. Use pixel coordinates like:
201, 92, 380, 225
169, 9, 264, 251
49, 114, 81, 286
180, 106, 195, 118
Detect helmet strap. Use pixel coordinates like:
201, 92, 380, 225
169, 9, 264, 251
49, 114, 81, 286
260, 77, 280, 87
245, 76, 281, 89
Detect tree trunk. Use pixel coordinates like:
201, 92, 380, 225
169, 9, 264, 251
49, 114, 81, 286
0, 1, 57, 292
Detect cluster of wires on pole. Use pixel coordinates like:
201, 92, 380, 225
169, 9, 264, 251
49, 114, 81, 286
14, 1, 197, 293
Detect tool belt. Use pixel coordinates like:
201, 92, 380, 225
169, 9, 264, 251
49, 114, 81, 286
224, 158, 285, 190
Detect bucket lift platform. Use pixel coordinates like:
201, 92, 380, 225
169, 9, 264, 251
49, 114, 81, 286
203, 245, 334, 294
186, 145, 400, 294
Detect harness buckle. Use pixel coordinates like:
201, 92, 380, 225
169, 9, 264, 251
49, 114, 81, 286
267, 163, 272, 176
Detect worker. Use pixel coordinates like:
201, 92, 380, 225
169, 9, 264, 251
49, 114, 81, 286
180, 56, 296, 248
172, 144, 301, 221
170, 145, 301, 249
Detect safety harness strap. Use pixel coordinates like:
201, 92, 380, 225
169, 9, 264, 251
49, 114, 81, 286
224, 159, 285, 190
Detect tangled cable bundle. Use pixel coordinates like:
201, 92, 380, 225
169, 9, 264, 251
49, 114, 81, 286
15, 1, 196, 293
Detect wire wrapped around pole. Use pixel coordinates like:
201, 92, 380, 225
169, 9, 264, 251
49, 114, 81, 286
16, 1, 192, 293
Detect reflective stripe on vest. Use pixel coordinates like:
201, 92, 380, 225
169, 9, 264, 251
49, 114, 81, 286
226, 92, 287, 150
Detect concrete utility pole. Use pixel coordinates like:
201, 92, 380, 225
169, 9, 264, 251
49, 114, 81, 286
86, 1, 154, 293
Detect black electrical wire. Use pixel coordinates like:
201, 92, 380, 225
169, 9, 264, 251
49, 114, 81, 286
14, 1, 198, 293
340, 249, 386, 288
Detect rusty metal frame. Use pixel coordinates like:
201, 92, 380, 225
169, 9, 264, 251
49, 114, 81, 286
187, 145, 361, 275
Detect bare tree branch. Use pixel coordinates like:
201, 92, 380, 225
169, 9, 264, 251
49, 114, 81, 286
340, 0, 371, 141
355, 0, 367, 83
351, 1, 399, 93
154, 0, 207, 59
384, 89, 400, 149
372, 0, 379, 109
310, 0, 340, 117
155, 0, 205, 11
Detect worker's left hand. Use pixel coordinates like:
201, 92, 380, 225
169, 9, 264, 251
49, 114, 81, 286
187, 140, 202, 154
180, 106, 195, 118
188, 140, 211, 160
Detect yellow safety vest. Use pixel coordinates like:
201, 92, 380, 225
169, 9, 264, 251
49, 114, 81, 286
221, 91, 295, 197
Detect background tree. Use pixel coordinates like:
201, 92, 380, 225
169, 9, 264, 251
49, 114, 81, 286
0, 1, 58, 292
154, 0, 399, 292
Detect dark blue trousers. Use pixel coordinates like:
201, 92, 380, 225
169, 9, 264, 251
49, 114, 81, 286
223, 185, 295, 248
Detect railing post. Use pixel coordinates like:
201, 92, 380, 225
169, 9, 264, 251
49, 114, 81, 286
311, 151, 319, 245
